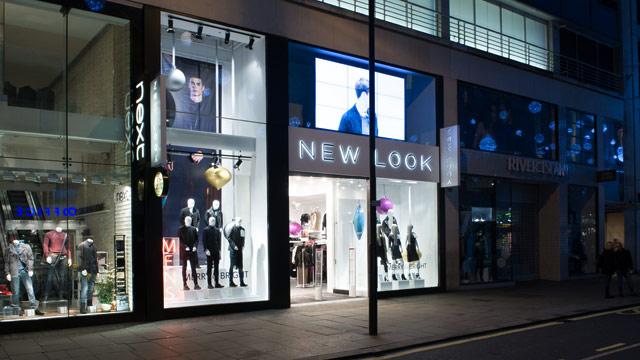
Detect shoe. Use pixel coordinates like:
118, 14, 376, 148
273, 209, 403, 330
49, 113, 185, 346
194, 284, 201, 290
401, 274, 407, 281
383, 276, 388, 282
183, 284, 190, 291
215, 283, 224, 288
208, 284, 214, 289
392, 274, 398, 281
415, 274, 421, 279
229, 282, 237, 287
240, 282, 248, 287
35, 309, 45, 316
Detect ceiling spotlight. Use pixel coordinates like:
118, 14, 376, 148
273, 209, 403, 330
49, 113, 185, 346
234, 158, 243, 169
167, 19, 174, 33
224, 30, 230, 44
246, 36, 255, 50
194, 24, 203, 40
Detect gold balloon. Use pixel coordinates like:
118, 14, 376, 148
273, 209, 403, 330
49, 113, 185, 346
205, 166, 232, 189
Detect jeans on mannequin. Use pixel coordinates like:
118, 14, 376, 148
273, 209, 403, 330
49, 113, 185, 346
79, 273, 96, 306
11, 269, 37, 309
43, 256, 68, 301
182, 252, 199, 287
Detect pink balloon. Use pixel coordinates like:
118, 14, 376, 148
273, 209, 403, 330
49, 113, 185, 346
376, 196, 394, 214
289, 221, 302, 236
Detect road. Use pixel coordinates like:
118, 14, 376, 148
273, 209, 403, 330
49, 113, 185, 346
367, 305, 640, 360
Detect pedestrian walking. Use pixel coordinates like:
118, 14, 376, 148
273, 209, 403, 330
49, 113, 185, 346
597, 241, 616, 298
612, 239, 637, 297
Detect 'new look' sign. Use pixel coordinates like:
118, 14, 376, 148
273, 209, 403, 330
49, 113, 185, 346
289, 127, 440, 182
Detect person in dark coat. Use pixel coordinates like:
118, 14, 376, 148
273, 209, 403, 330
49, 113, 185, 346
179, 216, 200, 290
203, 216, 223, 289
613, 240, 637, 296
597, 241, 616, 298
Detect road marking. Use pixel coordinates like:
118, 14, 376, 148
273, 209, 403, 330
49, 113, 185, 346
596, 343, 626, 352
567, 306, 640, 321
371, 322, 563, 359
580, 342, 640, 360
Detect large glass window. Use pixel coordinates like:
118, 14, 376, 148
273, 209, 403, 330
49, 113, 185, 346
450, 0, 549, 69
160, 14, 268, 308
565, 110, 596, 165
0, 0, 133, 321
458, 82, 557, 160
567, 185, 597, 276
602, 117, 623, 171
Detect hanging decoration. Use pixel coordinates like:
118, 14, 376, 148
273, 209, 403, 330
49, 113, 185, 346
289, 222, 302, 236
353, 204, 365, 240
84, 0, 105, 12
376, 196, 394, 215
167, 28, 186, 91
205, 166, 232, 189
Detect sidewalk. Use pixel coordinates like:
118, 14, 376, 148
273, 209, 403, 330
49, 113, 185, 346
1, 277, 639, 360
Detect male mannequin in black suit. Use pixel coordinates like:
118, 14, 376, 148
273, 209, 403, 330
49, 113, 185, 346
179, 216, 200, 290
203, 216, 223, 289
228, 218, 247, 287
179, 198, 201, 229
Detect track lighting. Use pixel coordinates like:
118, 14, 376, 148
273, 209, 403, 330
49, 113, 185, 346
246, 36, 255, 50
234, 158, 243, 169
194, 24, 203, 40
224, 30, 230, 44
167, 19, 174, 33
211, 154, 220, 168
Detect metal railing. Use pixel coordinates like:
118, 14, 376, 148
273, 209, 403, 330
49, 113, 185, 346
312, 0, 622, 92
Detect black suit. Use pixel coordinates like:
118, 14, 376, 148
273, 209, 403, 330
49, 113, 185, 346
203, 225, 222, 286
228, 225, 246, 286
178, 225, 199, 287
179, 207, 201, 228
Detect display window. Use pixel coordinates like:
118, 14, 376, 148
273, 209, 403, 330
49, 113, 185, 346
288, 42, 440, 302
159, 13, 268, 308
0, 0, 133, 321
568, 185, 597, 276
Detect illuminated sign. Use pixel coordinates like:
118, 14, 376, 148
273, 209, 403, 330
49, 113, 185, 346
507, 157, 568, 177
440, 125, 460, 187
289, 127, 439, 182
150, 76, 167, 167
130, 81, 145, 163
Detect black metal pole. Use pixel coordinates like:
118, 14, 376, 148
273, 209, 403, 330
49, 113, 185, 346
368, 0, 378, 337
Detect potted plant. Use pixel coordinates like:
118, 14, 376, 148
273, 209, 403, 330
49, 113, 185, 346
95, 271, 115, 312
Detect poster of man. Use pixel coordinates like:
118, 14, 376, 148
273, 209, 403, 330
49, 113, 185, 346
162, 54, 217, 132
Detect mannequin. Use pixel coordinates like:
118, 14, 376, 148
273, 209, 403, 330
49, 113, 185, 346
228, 218, 247, 287
310, 208, 322, 231
179, 216, 200, 290
4, 239, 43, 315
203, 216, 223, 289
405, 225, 421, 280
205, 199, 223, 231
383, 210, 406, 281
42, 226, 72, 303
179, 198, 201, 230
77, 238, 98, 314
376, 223, 390, 282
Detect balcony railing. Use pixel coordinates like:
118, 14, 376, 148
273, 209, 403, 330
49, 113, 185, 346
311, 0, 622, 92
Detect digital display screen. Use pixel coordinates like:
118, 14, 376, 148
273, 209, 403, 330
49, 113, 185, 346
314, 58, 405, 140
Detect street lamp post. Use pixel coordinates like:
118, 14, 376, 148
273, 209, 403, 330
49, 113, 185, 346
368, 0, 378, 337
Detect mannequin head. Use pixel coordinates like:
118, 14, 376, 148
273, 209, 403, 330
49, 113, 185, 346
86, 238, 94, 244
407, 224, 413, 233
208, 216, 216, 227
185, 216, 193, 227
187, 198, 195, 209
55, 226, 63, 232
12, 239, 19, 245
212, 199, 220, 210
235, 217, 242, 226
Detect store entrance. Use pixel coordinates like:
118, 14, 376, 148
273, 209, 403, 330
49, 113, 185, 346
289, 176, 368, 305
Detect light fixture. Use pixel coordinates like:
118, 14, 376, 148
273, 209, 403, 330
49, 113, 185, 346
2, 171, 16, 181
194, 24, 203, 40
211, 154, 220, 168
246, 36, 255, 50
167, 19, 174, 33
224, 30, 230, 44
234, 158, 243, 170
47, 174, 63, 184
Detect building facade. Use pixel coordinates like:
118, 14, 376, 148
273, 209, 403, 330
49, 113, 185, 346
0, 0, 637, 331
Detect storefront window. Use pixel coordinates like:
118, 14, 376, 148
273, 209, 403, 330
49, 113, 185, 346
0, 0, 133, 320
602, 117, 623, 171
565, 110, 596, 165
568, 185, 597, 276
288, 43, 440, 300
458, 82, 557, 160
459, 176, 513, 284
160, 14, 268, 308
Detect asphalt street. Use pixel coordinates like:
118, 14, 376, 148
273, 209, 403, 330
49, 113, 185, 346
367, 305, 640, 360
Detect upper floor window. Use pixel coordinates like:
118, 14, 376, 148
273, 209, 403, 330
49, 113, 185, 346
458, 82, 557, 160
565, 109, 596, 166
449, 0, 549, 70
